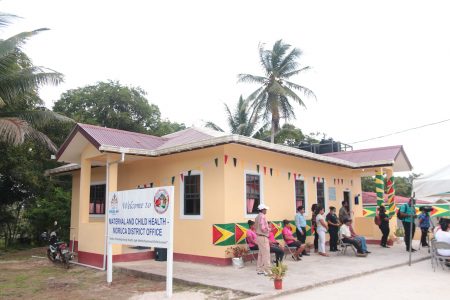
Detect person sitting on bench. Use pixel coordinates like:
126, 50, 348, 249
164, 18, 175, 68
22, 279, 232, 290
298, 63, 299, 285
282, 219, 306, 261
340, 218, 367, 257
268, 229, 285, 265
247, 220, 258, 250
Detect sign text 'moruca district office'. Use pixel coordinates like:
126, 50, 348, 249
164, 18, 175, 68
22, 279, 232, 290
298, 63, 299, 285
107, 187, 174, 247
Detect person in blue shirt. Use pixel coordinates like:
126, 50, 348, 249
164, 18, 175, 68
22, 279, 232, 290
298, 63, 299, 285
418, 207, 431, 247
295, 206, 310, 256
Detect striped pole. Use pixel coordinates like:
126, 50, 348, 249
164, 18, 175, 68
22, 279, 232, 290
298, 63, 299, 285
375, 170, 384, 207
386, 176, 396, 217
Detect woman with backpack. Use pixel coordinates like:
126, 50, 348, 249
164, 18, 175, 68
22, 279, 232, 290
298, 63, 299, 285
378, 205, 391, 248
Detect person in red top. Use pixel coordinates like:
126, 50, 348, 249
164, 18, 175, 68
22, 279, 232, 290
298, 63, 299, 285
268, 227, 284, 265
282, 219, 306, 261
246, 220, 258, 250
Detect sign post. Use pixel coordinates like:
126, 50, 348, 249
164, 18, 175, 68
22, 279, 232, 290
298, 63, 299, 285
106, 187, 174, 297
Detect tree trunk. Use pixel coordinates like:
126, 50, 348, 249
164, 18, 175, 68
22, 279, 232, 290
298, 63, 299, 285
270, 120, 276, 143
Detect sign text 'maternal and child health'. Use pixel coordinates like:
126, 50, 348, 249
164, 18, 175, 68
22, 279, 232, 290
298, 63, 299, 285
107, 187, 173, 247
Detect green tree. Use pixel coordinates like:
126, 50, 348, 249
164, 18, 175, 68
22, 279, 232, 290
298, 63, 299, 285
0, 13, 66, 151
53, 80, 185, 136
205, 95, 266, 137
238, 40, 315, 143
361, 176, 376, 193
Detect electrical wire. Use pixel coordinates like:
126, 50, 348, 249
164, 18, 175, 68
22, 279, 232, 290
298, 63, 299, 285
350, 117, 450, 144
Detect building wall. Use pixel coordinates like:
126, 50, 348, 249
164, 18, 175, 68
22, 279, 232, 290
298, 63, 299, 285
222, 144, 364, 245
70, 142, 368, 265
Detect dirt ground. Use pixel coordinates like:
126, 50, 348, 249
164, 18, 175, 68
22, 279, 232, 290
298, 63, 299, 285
0, 247, 249, 300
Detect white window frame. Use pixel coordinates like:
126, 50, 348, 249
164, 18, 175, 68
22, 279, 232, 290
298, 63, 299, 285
244, 170, 264, 218
294, 176, 308, 215
89, 180, 106, 217
179, 170, 203, 220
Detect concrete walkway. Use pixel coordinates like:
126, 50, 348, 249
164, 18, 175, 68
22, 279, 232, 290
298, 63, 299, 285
116, 240, 430, 298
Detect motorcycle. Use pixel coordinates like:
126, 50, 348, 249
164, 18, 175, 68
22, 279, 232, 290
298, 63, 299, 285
41, 221, 74, 269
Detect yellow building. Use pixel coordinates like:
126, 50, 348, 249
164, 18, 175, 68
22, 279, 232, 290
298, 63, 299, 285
47, 123, 412, 267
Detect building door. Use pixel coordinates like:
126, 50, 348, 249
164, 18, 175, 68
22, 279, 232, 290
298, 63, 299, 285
343, 191, 351, 211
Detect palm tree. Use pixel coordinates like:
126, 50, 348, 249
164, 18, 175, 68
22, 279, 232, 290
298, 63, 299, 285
238, 39, 315, 143
205, 95, 267, 137
0, 13, 67, 151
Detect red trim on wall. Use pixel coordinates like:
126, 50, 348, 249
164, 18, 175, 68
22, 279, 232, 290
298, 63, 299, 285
78, 250, 155, 268
113, 251, 155, 262
78, 251, 104, 268
77, 250, 231, 267
69, 240, 79, 252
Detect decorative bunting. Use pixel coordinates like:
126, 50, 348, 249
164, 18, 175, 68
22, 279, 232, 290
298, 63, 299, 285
171, 176, 175, 184
294, 173, 297, 180
150, 182, 153, 188
233, 157, 237, 167
214, 158, 218, 167
180, 173, 184, 182
341, 179, 343, 184
257, 164, 260, 173
334, 178, 336, 185
270, 168, 273, 176
322, 177, 325, 183
313, 176, 316, 183
318, 177, 321, 182
263, 166, 267, 175
188, 170, 191, 176
212, 224, 234, 246
351, 179, 353, 186
224, 155, 228, 165
288, 172, 291, 180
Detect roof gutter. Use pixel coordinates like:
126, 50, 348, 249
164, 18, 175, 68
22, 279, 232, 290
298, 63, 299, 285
98, 135, 364, 169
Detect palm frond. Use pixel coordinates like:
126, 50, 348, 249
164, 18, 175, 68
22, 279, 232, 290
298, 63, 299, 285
0, 109, 73, 126
0, 68, 64, 104
237, 74, 267, 85
282, 66, 311, 79
258, 43, 272, 75
204, 121, 224, 132
0, 117, 57, 152
283, 80, 316, 100
0, 13, 18, 28
278, 47, 302, 74
0, 29, 49, 57
271, 40, 291, 71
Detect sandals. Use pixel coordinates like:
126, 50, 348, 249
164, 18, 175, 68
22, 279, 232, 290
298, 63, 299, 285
292, 255, 302, 261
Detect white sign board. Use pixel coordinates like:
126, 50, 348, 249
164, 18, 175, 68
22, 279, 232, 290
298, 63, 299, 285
107, 187, 173, 247
106, 186, 174, 297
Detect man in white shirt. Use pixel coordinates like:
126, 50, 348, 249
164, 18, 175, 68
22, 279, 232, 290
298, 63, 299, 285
340, 218, 367, 257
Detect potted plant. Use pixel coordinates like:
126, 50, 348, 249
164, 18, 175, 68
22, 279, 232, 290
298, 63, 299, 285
225, 245, 248, 269
268, 263, 287, 290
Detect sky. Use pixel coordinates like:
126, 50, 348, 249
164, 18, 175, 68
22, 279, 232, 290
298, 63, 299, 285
2, 0, 450, 176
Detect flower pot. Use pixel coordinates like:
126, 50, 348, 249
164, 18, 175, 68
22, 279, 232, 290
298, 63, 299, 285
274, 279, 283, 290
232, 257, 244, 269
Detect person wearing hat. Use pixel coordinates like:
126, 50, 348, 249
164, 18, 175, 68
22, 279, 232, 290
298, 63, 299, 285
255, 203, 271, 275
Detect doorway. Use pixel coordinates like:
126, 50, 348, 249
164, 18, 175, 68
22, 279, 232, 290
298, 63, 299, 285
343, 191, 351, 211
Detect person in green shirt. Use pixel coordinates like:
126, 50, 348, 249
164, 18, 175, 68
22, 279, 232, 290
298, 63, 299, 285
398, 198, 417, 252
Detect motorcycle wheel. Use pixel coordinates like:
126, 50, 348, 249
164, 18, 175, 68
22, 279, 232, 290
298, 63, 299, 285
47, 249, 56, 262
62, 253, 70, 269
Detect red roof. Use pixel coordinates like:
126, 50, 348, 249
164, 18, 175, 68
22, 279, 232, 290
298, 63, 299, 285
362, 191, 430, 205
78, 123, 167, 150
